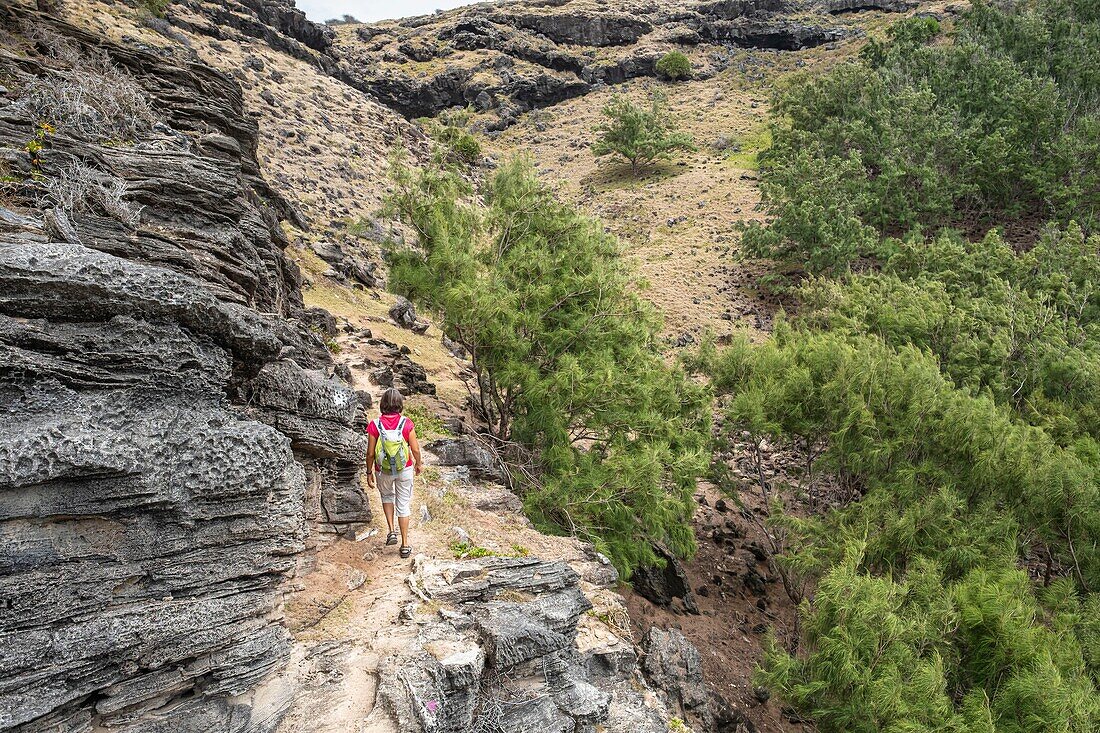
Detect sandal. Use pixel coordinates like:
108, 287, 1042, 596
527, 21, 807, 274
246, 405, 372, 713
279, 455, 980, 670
400, 545, 412, 559
386, 531, 399, 546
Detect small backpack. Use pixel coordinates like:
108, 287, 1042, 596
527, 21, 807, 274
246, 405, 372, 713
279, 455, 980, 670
375, 416, 410, 475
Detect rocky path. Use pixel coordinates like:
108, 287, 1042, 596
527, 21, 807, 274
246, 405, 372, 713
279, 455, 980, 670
273, 338, 437, 733
269, 321, 695, 732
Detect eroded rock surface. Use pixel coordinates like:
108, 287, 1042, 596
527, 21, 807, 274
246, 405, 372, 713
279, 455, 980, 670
376, 556, 672, 733
0, 5, 365, 730
426, 436, 507, 484
171, 0, 336, 67
631, 543, 701, 614
644, 627, 757, 732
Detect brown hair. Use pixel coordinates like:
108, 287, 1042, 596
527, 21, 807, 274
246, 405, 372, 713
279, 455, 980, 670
379, 387, 404, 415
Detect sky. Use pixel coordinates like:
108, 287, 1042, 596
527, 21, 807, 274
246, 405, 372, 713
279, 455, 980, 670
295, 1, 480, 23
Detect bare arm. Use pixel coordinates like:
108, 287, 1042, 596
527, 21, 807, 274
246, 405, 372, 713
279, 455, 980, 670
408, 428, 423, 475
366, 432, 377, 486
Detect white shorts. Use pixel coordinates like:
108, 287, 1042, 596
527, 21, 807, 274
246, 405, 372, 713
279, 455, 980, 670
376, 466, 414, 518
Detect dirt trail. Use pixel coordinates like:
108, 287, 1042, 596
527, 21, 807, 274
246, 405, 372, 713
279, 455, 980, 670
275, 337, 444, 733
272, 321, 634, 732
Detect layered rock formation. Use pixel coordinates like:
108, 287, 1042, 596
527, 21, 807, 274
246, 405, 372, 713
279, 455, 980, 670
170, 0, 336, 67
143, 0, 931, 131
0, 5, 366, 730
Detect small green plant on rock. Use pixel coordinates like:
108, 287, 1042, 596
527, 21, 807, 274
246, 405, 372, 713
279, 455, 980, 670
24, 121, 53, 178
403, 404, 451, 440
656, 51, 692, 81
450, 541, 494, 559
344, 216, 377, 239
137, 0, 171, 18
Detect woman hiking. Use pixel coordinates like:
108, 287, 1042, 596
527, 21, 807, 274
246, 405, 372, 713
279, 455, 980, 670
365, 388, 423, 558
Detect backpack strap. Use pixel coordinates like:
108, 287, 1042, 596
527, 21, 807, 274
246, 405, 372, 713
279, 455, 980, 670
396, 416, 407, 437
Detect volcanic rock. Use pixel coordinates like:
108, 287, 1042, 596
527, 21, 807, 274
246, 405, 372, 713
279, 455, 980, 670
0, 6, 364, 730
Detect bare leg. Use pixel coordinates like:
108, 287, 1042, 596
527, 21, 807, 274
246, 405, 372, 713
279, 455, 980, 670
398, 515, 410, 547
382, 502, 395, 533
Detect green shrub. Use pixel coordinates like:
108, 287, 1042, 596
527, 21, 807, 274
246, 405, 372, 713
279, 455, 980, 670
656, 51, 692, 81
441, 128, 481, 165
450, 541, 494, 559
386, 157, 709, 575
800, 224, 1100, 441
422, 110, 482, 167
138, 0, 171, 17
703, 2, 1100, 726
759, 556, 1099, 733
402, 404, 452, 440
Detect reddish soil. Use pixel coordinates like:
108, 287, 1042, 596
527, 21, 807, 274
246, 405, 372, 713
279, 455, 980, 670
622, 478, 809, 733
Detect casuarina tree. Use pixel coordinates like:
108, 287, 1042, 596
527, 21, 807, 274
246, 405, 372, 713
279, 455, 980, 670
592, 92, 694, 176
386, 155, 709, 575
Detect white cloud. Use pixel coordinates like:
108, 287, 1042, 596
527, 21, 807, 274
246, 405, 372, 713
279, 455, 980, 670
295, 0, 481, 23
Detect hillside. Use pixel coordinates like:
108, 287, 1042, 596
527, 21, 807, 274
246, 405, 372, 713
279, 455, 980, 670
3, 1, 1098, 733
327, 0, 915, 123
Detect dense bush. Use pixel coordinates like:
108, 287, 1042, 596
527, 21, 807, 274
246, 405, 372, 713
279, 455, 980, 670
744, 1, 1100, 273
592, 93, 694, 176
700, 326, 1100, 731
704, 327, 1100, 587
387, 157, 709, 574
656, 51, 692, 81
706, 3, 1100, 708
800, 225, 1100, 442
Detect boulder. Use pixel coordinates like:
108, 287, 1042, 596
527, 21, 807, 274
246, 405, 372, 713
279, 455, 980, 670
427, 436, 506, 483
392, 355, 436, 395
643, 628, 757, 732
377, 557, 671, 732
300, 306, 337, 337
643, 628, 710, 718
311, 242, 380, 289
388, 295, 430, 334
631, 544, 700, 614
441, 335, 467, 359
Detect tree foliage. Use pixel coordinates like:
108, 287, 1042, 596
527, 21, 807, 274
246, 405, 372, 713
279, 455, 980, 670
699, 5, 1100, 722
801, 224, 1100, 442
592, 93, 695, 176
744, 1, 1100, 273
699, 324, 1100, 732
386, 157, 709, 575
